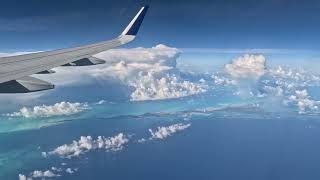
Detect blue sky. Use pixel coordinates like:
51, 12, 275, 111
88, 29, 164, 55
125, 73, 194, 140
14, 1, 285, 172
1, 0, 320, 51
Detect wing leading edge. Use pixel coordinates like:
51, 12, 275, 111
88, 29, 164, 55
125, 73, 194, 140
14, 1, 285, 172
0, 5, 149, 93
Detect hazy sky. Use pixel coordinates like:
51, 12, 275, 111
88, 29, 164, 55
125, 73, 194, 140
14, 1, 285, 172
1, 0, 320, 50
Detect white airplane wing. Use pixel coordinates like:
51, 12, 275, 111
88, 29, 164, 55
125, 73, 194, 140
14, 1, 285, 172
0, 6, 149, 93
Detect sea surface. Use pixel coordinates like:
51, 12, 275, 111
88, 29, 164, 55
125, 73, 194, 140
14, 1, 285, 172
1, 51, 320, 180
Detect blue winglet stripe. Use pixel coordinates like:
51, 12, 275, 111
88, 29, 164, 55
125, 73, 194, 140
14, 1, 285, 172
125, 6, 149, 35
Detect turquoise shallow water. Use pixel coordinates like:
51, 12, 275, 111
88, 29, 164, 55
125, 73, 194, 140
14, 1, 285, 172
0, 87, 247, 133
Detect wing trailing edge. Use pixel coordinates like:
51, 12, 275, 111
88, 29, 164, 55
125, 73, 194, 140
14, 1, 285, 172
63, 57, 106, 66
0, 76, 54, 93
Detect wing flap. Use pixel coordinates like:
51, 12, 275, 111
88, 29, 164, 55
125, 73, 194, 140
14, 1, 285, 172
36, 70, 56, 74
62, 56, 106, 66
0, 76, 54, 93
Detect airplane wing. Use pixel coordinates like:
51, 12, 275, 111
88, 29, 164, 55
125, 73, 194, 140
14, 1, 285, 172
0, 6, 149, 93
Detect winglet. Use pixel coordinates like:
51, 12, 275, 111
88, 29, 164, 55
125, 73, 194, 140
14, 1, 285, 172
121, 6, 149, 36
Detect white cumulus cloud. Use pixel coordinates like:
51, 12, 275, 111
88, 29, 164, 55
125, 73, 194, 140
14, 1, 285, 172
212, 73, 236, 85
288, 89, 320, 114
91, 45, 207, 101
31, 170, 59, 178
128, 72, 206, 101
225, 54, 266, 79
148, 123, 191, 140
259, 66, 320, 113
19, 169, 59, 180
41, 44, 207, 101
18, 166, 77, 180
216, 55, 320, 114
95, 44, 179, 67
47, 133, 129, 158
7, 101, 89, 118
65, 168, 78, 174
18, 174, 30, 180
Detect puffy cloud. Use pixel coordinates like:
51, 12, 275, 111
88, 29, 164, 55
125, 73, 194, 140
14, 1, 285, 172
19, 166, 75, 180
31, 170, 58, 178
47, 133, 129, 158
288, 89, 319, 114
91, 45, 207, 101
51, 166, 62, 172
261, 85, 284, 97
41, 44, 207, 101
18, 174, 30, 180
148, 123, 191, 140
262, 66, 318, 97
137, 138, 147, 143
19, 169, 59, 180
18, 167, 78, 180
211, 74, 236, 85
215, 54, 320, 114
95, 44, 179, 67
7, 101, 89, 118
96, 100, 106, 105
128, 73, 206, 101
26, 123, 191, 179
295, 89, 308, 98
260, 66, 320, 113
65, 168, 78, 174
268, 66, 320, 88
224, 54, 266, 79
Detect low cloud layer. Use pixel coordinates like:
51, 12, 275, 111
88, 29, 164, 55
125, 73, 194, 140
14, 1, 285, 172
148, 123, 191, 140
30, 170, 58, 178
262, 66, 320, 113
6, 101, 89, 118
19, 122, 193, 179
214, 54, 320, 114
287, 89, 320, 114
45, 133, 129, 159
18, 166, 78, 180
19, 169, 58, 180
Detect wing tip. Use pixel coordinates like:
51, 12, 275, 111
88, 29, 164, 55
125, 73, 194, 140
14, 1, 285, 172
121, 5, 149, 36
